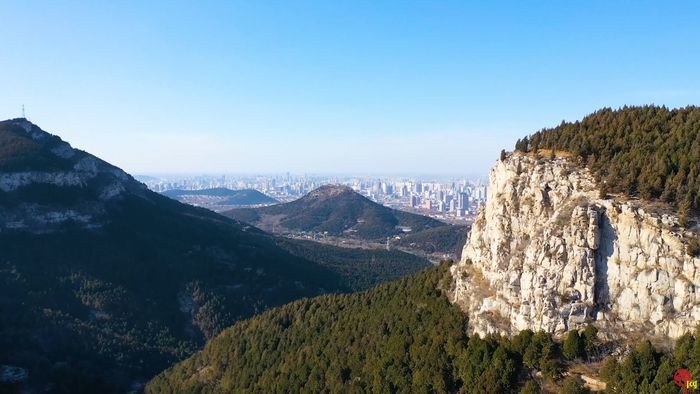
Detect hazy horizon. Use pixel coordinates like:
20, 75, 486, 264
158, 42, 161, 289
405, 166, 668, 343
2, 2, 699, 175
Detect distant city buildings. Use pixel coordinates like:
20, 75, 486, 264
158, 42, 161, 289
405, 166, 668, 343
139, 173, 487, 223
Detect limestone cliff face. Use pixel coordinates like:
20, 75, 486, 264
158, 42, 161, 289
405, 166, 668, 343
451, 153, 700, 340
0, 119, 146, 233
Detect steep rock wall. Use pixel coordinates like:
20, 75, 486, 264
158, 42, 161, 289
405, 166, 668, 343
451, 153, 700, 340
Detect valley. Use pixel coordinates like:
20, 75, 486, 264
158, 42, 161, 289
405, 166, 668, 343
0, 119, 437, 392
148, 106, 700, 394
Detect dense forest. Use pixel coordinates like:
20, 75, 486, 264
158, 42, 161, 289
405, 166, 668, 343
275, 238, 430, 291
0, 120, 391, 392
394, 225, 469, 259
147, 261, 700, 393
516, 106, 700, 221
162, 188, 278, 206
0, 194, 349, 393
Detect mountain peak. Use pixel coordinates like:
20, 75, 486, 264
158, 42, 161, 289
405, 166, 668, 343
305, 184, 355, 200
225, 184, 445, 239
2, 118, 52, 142
0, 120, 145, 233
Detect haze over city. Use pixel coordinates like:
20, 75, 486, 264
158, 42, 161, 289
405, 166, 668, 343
2, 1, 699, 175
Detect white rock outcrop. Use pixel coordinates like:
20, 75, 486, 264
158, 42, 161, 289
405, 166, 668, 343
451, 153, 700, 340
0, 119, 145, 233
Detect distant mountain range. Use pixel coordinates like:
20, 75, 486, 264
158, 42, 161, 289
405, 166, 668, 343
0, 119, 427, 392
161, 188, 277, 210
224, 184, 446, 240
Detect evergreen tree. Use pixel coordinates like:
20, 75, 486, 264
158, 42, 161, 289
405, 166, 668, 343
525, 106, 700, 212
563, 330, 584, 360
520, 380, 541, 394
560, 376, 590, 394
581, 325, 598, 360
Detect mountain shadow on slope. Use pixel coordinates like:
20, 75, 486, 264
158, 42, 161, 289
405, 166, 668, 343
0, 119, 348, 392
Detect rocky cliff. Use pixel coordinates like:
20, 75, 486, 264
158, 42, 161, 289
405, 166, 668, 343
0, 118, 147, 233
451, 153, 700, 341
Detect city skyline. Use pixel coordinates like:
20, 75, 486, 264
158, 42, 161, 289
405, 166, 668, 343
139, 172, 487, 223
2, 2, 699, 174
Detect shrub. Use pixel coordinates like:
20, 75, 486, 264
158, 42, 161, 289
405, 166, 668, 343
560, 376, 590, 394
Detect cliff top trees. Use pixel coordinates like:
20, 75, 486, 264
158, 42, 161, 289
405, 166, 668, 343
519, 106, 700, 214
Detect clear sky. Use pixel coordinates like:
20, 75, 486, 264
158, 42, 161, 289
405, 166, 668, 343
1, 1, 699, 175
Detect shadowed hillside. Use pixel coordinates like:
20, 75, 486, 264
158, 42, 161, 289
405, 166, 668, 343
0, 119, 347, 392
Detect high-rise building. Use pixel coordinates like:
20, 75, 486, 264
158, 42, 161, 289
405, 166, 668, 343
372, 180, 382, 195
458, 192, 469, 211
382, 182, 393, 195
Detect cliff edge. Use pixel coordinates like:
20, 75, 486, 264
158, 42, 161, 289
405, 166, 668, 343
451, 153, 700, 341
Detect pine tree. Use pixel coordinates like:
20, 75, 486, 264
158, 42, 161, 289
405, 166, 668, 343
582, 325, 598, 360
520, 380, 541, 394
598, 183, 609, 199
563, 330, 584, 360
560, 376, 590, 394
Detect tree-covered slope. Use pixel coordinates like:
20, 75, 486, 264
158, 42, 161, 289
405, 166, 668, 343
0, 119, 348, 392
224, 184, 446, 240
275, 238, 431, 291
162, 188, 278, 206
148, 261, 700, 394
519, 105, 700, 219
395, 224, 469, 259
147, 263, 559, 393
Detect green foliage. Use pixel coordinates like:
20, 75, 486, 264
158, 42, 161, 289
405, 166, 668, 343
600, 332, 700, 394
147, 264, 563, 393
276, 238, 430, 291
0, 120, 450, 392
521, 331, 561, 380
394, 224, 470, 258
520, 380, 541, 394
582, 325, 599, 360
0, 188, 351, 391
560, 376, 590, 394
515, 136, 529, 153
563, 330, 585, 360
524, 106, 700, 213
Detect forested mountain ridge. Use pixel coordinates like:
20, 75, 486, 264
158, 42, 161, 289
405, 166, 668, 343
517, 105, 700, 220
162, 187, 277, 208
147, 261, 700, 393
0, 119, 352, 392
224, 184, 446, 240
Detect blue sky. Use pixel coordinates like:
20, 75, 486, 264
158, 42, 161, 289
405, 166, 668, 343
1, 1, 699, 175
